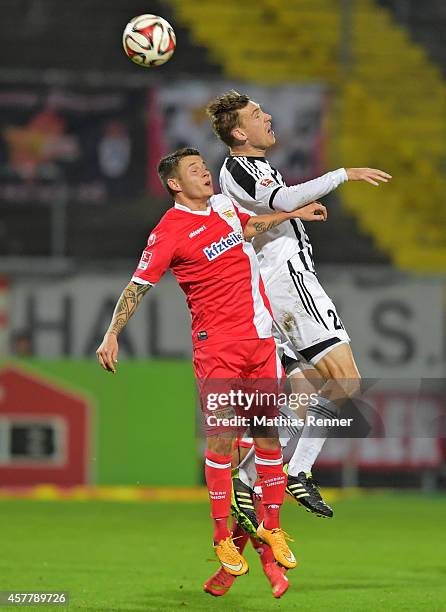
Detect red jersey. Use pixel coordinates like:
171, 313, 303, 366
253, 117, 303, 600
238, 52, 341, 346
132, 194, 273, 347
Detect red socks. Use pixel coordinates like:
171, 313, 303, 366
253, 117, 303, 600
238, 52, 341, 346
251, 536, 276, 566
250, 502, 275, 566
263, 504, 280, 530
254, 446, 286, 530
205, 446, 285, 541
205, 449, 232, 542
231, 519, 250, 553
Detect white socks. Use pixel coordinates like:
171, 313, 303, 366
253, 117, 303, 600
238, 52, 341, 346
237, 447, 258, 489
287, 398, 338, 476
287, 437, 326, 475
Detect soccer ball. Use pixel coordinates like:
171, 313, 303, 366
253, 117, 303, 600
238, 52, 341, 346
122, 14, 176, 67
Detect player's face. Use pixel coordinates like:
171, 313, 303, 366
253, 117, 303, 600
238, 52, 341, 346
237, 101, 275, 150
177, 156, 214, 199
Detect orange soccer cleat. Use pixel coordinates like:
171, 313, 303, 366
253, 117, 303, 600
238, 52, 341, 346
256, 522, 297, 569
213, 536, 249, 576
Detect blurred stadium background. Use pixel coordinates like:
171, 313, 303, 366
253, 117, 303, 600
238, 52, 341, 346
0, 1, 445, 610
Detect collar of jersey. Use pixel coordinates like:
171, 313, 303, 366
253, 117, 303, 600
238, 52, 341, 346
174, 201, 211, 216
230, 155, 267, 161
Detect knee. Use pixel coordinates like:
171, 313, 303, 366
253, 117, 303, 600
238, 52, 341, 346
347, 372, 361, 399
345, 369, 361, 399
207, 436, 234, 456
253, 437, 281, 451
327, 366, 361, 399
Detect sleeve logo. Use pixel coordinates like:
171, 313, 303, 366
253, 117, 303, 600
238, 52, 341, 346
259, 178, 274, 187
138, 251, 152, 270
147, 233, 156, 246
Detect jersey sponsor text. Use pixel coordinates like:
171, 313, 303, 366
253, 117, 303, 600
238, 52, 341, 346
203, 231, 243, 261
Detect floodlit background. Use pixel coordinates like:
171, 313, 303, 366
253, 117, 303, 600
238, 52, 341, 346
0, 1, 445, 610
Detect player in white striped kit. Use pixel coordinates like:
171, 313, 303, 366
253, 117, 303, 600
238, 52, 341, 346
206, 91, 391, 516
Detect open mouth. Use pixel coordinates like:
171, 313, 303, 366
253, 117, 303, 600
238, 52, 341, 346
204, 180, 211, 187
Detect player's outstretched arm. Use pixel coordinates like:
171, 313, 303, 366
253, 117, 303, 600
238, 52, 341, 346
96, 281, 152, 373
243, 202, 327, 240
270, 168, 391, 213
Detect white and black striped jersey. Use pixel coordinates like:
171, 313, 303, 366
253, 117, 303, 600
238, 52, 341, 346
219, 156, 348, 280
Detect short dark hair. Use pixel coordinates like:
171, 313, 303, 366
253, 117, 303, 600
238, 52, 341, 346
206, 90, 250, 147
157, 147, 201, 195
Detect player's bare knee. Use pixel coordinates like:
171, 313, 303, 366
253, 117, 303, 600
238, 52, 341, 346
207, 436, 234, 456
319, 361, 361, 401
253, 437, 281, 451
345, 370, 361, 401
346, 369, 361, 398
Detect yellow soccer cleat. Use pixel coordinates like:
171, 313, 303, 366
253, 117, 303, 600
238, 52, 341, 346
213, 536, 249, 576
256, 522, 297, 570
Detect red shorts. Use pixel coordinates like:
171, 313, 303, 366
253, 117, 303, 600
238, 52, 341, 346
193, 336, 282, 380
193, 337, 284, 437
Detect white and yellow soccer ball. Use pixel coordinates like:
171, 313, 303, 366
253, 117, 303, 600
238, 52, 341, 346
122, 14, 176, 67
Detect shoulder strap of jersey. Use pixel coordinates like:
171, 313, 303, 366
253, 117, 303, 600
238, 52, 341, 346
224, 156, 256, 199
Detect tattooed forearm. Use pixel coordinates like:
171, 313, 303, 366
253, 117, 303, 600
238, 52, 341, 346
253, 220, 280, 234
244, 203, 325, 240
244, 211, 295, 240
106, 281, 151, 336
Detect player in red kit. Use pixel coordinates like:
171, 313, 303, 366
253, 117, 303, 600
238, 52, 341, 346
96, 147, 327, 579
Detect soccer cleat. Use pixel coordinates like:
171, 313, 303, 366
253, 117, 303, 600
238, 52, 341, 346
256, 522, 297, 570
263, 562, 290, 598
214, 536, 249, 576
231, 476, 259, 538
203, 567, 235, 596
286, 471, 334, 518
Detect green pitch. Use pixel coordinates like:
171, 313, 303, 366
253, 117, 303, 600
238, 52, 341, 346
1, 494, 445, 611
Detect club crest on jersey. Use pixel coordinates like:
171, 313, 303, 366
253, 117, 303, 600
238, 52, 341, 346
147, 233, 156, 246
138, 250, 152, 270
221, 209, 236, 219
203, 231, 243, 261
260, 178, 274, 187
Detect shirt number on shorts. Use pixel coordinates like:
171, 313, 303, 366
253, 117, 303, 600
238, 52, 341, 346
327, 309, 344, 330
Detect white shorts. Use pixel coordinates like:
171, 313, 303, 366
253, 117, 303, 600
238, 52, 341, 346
269, 260, 350, 372
273, 327, 315, 376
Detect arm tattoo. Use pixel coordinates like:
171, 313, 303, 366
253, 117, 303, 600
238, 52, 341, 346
253, 220, 280, 234
107, 282, 151, 336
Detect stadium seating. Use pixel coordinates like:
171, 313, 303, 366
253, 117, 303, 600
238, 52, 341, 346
379, 0, 446, 73
168, 0, 446, 272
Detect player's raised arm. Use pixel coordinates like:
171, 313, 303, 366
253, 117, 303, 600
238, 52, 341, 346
271, 168, 392, 213
243, 202, 327, 240
96, 281, 151, 373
